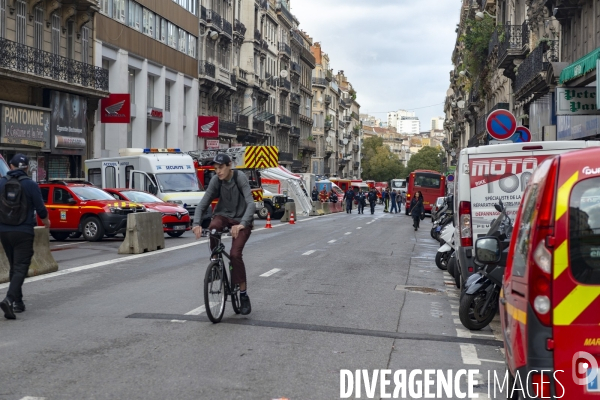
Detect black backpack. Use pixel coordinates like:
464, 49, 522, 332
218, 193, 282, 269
0, 175, 29, 226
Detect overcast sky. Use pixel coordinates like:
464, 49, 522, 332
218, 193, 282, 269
291, 0, 459, 131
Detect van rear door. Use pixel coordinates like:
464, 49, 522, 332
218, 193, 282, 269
101, 161, 120, 189
552, 154, 600, 397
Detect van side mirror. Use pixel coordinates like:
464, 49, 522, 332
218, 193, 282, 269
149, 184, 158, 195
475, 237, 501, 264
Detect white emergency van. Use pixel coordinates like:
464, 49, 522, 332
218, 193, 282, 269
85, 148, 204, 216
453, 140, 600, 288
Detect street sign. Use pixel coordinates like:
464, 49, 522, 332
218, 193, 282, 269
447, 174, 454, 182
486, 109, 517, 140
511, 126, 532, 142
206, 139, 219, 149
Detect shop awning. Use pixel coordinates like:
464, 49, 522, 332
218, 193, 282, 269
559, 47, 600, 84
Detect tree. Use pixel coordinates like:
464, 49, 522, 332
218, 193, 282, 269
361, 136, 405, 182
406, 146, 444, 174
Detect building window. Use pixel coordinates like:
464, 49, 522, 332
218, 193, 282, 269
143, 8, 154, 36
0, 0, 5, 39
82, 26, 90, 63
159, 17, 166, 42
179, 28, 186, 52
113, 0, 125, 22
34, 7, 43, 50
147, 75, 155, 107
167, 22, 176, 48
100, 0, 111, 16
128, 1, 142, 31
165, 81, 171, 112
128, 68, 136, 104
67, 21, 74, 59
51, 14, 60, 55
188, 35, 196, 58
16, 0, 26, 45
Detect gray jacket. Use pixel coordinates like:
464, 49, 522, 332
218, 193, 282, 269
192, 171, 256, 228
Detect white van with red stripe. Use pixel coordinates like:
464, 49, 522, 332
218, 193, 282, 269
454, 141, 600, 289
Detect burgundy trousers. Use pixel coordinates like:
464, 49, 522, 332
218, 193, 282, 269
209, 215, 251, 285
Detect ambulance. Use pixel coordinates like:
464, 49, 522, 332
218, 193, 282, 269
85, 148, 204, 216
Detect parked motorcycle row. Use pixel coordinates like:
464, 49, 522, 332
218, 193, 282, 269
432, 195, 512, 332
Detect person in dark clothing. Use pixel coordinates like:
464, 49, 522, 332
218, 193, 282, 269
390, 190, 398, 213
342, 189, 355, 213
383, 188, 390, 212
311, 186, 319, 202
356, 190, 366, 214
368, 188, 378, 214
329, 190, 338, 203
408, 191, 425, 231
0, 154, 50, 320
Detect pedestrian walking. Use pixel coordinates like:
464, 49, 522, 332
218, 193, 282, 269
397, 191, 404, 212
368, 188, 378, 215
390, 190, 398, 213
408, 191, 425, 231
383, 188, 390, 212
0, 154, 50, 320
311, 186, 319, 202
356, 190, 366, 214
342, 188, 355, 213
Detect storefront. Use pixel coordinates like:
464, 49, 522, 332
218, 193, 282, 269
555, 87, 600, 140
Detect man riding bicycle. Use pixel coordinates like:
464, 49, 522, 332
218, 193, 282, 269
192, 153, 256, 315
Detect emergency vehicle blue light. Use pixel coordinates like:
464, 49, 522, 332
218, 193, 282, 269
143, 148, 181, 154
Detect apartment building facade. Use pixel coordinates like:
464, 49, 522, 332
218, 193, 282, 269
0, 0, 108, 180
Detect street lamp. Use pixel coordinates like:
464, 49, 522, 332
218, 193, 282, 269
200, 29, 219, 40
475, 10, 496, 20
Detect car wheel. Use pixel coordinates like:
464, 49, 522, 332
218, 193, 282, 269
167, 231, 185, 238
82, 217, 105, 242
257, 203, 273, 220
50, 232, 71, 241
447, 255, 456, 278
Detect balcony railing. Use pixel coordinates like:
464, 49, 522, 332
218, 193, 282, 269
497, 22, 529, 69
235, 68, 248, 83
254, 29, 261, 42
514, 41, 557, 94
291, 126, 301, 137
300, 139, 316, 151
276, 0, 295, 25
234, 19, 247, 36
325, 69, 333, 82
291, 61, 301, 75
279, 151, 293, 162
312, 77, 328, 87
278, 78, 291, 91
254, 120, 265, 133
0, 37, 108, 91
237, 114, 250, 130
291, 30, 304, 46
200, 5, 207, 21
219, 120, 237, 136
324, 95, 331, 104
341, 99, 351, 109
290, 93, 301, 105
353, 145, 359, 153
230, 73, 236, 87
488, 27, 500, 56
278, 43, 291, 58
278, 114, 292, 126
206, 10, 222, 30
199, 60, 216, 79
351, 111, 359, 120
261, 39, 269, 52
222, 19, 233, 37
301, 47, 316, 68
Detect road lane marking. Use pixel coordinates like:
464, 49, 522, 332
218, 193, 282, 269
260, 268, 281, 277
479, 358, 504, 364
328, 240, 336, 243
460, 344, 481, 365
356, 227, 362, 230
345, 232, 352, 235
302, 250, 316, 256
20, 397, 46, 400
52, 242, 88, 248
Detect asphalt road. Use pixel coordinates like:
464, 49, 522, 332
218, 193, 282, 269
0, 207, 506, 400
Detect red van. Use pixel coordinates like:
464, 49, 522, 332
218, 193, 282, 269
491, 147, 600, 398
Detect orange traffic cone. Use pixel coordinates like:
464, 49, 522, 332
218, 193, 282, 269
289, 211, 295, 225
265, 213, 273, 228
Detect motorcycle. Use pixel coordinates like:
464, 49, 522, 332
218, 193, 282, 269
435, 221, 455, 270
458, 199, 513, 331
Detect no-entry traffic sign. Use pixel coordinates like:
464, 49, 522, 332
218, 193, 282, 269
486, 110, 517, 140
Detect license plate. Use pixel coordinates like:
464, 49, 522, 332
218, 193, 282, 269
255, 201, 264, 209
173, 225, 186, 230
587, 368, 600, 392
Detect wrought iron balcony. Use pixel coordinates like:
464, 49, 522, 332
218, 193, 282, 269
325, 69, 333, 82
219, 120, 237, 136
237, 114, 250, 130
278, 78, 291, 92
351, 111, 359, 120
290, 93, 301, 105
514, 41, 557, 96
254, 29, 261, 42
0, 37, 108, 91
234, 19, 247, 36
200, 6, 207, 22
301, 47, 316, 68
199, 60, 216, 79
344, 116, 352, 122
291, 30, 304, 46
276, 0, 295, 25
324, 95, 332, 104
278, 114, 292, 126
497, 22, 529, 70
261, 39, 269, 52
291, 61, 301, 76
279, 151, 293, 162
340, 99, 351, 109
222, 19, 233, 38
312, 77, 328, 87
278, 43, 291, 58
300, 139, 316, 152
291, 126, 301, 137
230, 73, 236, 87
253, 120, 265, 133
206, 10, 222, 31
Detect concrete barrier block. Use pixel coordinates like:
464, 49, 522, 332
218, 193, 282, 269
280, 201, 297, 222
118, 213, 165, 255
309, 202, 323, 216
322, 202, 331, 214
0, 227, 59, 284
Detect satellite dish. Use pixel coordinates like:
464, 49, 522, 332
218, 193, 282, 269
326, 137, 332, 143
457, 100, 465, 109
280, 70, 288, 79
343, 139, 349, 145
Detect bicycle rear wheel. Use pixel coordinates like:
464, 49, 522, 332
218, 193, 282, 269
204, 261, 226, 323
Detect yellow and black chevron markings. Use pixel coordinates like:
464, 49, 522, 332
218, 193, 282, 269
244, 146, 279, 169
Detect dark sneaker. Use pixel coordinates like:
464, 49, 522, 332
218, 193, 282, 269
13, 301, 25, 313
0, 298, 16, 320
240, 294, 252, 315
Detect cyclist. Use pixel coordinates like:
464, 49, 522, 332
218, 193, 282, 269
192, 153, 256, 315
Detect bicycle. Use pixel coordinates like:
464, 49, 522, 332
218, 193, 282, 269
204, 227, 241, 323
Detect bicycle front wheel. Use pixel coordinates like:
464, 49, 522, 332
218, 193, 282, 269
204, 261, 226, 323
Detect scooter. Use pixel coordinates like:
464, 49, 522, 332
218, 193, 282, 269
458, 200, 513, 330
435, 222, 455, 270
